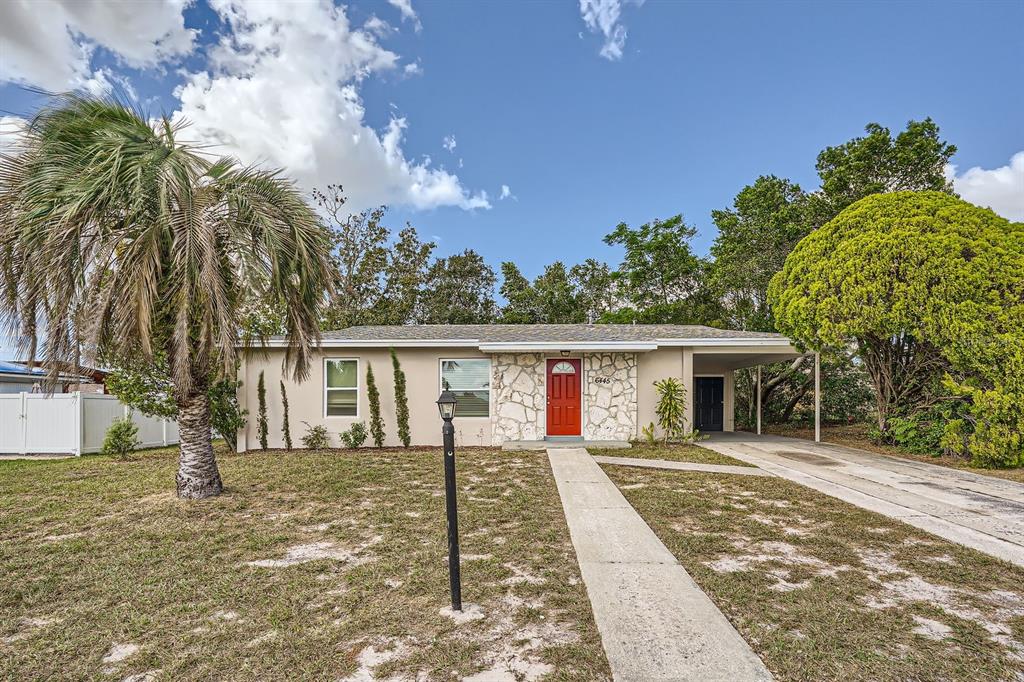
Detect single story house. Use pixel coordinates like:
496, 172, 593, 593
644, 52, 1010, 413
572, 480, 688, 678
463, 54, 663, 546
236, 324, 815, 450
0, 360, 106, 395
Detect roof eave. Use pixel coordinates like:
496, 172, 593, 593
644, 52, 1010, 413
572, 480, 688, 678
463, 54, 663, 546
477, 341, 659, 352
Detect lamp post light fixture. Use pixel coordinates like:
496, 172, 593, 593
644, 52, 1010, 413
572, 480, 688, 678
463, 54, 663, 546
436, 390, 462, 611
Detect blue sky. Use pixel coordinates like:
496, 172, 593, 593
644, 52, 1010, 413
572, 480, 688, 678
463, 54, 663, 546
0, 0, 1022, 309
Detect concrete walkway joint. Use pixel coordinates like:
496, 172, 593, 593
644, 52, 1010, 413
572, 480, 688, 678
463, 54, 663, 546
549, 447, 772, 682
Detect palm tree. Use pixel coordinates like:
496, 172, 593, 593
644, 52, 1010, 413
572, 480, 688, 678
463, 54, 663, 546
0, 94, 333, 499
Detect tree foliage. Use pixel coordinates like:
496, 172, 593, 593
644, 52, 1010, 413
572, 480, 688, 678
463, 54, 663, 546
316, 185, 389, 329
418, 249, 497, 324
769, 191, 1024, 465
812, 119, 956, 222
710, 176, 809, 332
602, 215, 719, 324
499, 261, 589, 324
0, 94, 333, 498
105, 353, 246, 450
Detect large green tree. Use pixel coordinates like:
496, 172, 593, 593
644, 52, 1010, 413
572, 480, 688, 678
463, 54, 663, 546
602, 215, 720, 324
498, 262, 538, 323
418, 249, 497, 324
316, 185, 389, 329
373, 226, 434, 325
769, 191, 1023, 464
808, 118, 956, 227
0, 95, 333, 498
710, 176, 809, 333
498, 261, 586, 324
569, 258, 616, 323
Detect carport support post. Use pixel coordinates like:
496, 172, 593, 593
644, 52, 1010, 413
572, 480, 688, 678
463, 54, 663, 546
756, 366, 762, 436
814, 352, 821, 443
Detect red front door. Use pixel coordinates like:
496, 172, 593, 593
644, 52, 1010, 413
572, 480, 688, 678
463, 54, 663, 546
546, 359, 581, 436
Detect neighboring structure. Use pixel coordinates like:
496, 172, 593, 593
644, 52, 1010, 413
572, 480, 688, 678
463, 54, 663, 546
237, 324, 813, 450
0, 360, 107, 395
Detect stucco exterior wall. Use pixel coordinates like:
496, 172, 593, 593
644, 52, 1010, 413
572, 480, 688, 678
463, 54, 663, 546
238, 346, 492, 450
636, 347, 738, 436
636, 347, 682, 437
239, 343, 754, 450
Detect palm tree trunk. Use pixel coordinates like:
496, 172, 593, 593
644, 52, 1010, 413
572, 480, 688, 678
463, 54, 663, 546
175, 390, 223, 499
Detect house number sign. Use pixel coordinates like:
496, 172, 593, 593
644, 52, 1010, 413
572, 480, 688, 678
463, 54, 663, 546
592, 377, 612, 384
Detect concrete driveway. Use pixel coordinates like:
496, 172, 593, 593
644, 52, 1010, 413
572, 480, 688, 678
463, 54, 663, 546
700, 432, 1024, 568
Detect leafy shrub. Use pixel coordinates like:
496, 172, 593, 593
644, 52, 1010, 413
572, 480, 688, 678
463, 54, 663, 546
885, 411, 948, 455
103, 417, 141, 460
300, 422, 331, 450
209, 378, 247, 451
654, 378, 700, 443
105, 355, 247, 451
340, 422, 368, 449
640, 422, 657, 445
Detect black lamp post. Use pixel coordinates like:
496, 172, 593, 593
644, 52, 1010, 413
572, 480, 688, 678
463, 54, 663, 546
436, 390, 462, 611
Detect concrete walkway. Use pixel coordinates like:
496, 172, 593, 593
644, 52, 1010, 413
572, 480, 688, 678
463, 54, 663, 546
548, 448, 772, 681
701, 433, 1024, 568
592, 454, 774, 477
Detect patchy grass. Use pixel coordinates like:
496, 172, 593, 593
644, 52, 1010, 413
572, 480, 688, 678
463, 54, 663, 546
590, 443, 752, 466
0, 445, 609, 681
765, 422, 1024, 484
602, 463, 1024, 681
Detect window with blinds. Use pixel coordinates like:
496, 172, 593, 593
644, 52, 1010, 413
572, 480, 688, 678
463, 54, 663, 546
440, 359, 491, 417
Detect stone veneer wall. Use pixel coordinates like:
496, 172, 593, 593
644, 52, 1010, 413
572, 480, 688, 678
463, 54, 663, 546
490, 351, 638, 444
583, 352, 638, 441
490, 353, 546, 444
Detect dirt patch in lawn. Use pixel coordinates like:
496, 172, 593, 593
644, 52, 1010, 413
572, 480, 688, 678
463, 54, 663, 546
603, 463, 1024, 681
0, 446, 609, 681
590, 442, 754, 466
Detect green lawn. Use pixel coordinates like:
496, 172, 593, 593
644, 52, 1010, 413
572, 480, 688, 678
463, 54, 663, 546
0, 446, 610, 681
589, 442, 753, 466
603, 463, 1024, 682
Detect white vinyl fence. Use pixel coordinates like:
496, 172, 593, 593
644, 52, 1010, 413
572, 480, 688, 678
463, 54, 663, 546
0, 392, 178, 456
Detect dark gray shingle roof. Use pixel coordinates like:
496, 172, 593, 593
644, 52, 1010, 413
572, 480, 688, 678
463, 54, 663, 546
310, 324, 783, 343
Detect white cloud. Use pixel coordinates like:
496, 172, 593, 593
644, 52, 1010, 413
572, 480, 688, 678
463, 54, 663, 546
442, 134, 457, 152
363, 15, 393, 38
579, 0, 642, 61
403, 60, 423, 77
946, 152, 1024, 222
387, 0, 422, 32
0, 0, 195, 91
0, 116, 28, 157
499, 184, 516, 201
172, 0, 489, 211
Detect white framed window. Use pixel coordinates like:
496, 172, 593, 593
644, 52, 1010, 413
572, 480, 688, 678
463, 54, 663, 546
440, 358, 491, 418
324, 358, 359, 417
551, 361, 576, 374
